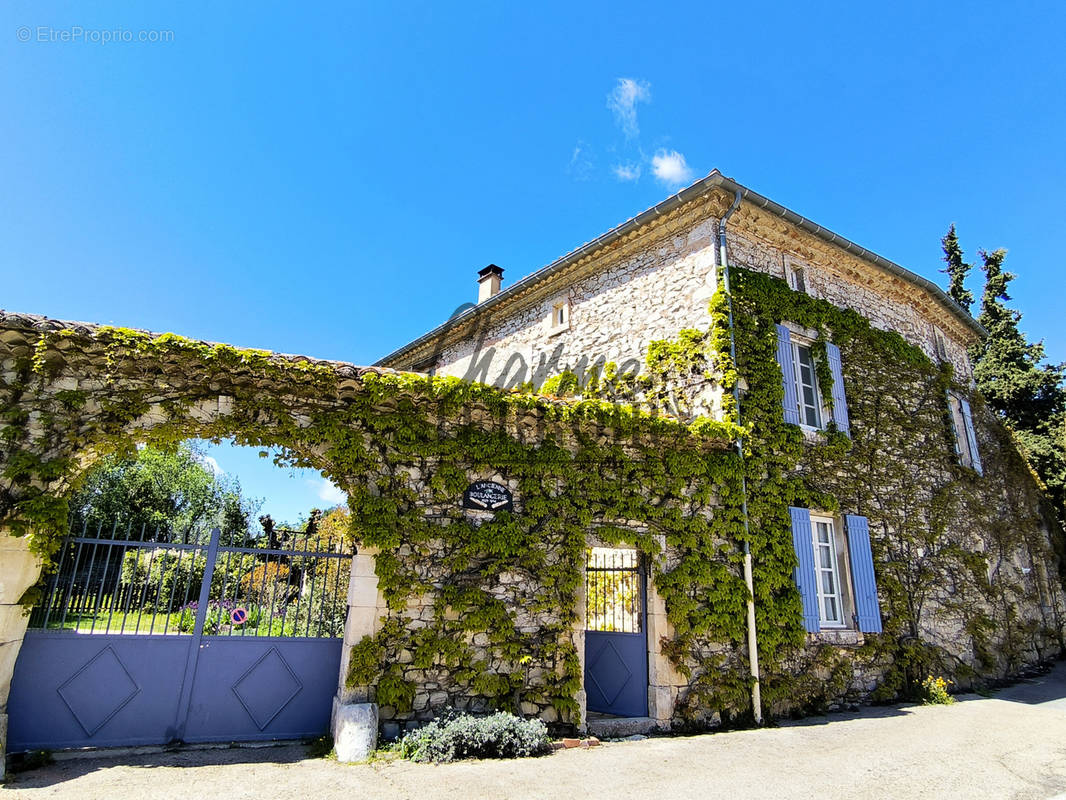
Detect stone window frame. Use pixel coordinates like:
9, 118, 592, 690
782, 322, 832, 434
809, 512, 860, 633
546, 294, 571, 337
933, 326, 950, 363
947, 391, 979, 471
784, 255, 815, 298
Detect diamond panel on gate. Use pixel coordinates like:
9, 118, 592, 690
231, 647, 304, 731
57, 646, 141, 736
588, 639, 632, 706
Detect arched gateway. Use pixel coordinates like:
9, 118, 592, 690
0, 310, 729, 769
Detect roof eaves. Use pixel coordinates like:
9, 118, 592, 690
375, 171, 984, 367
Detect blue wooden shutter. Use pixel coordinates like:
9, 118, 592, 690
789, 507, 820, 632
776, 325, 801, 426
825, 342, 850, 436
946, 391, 962, 458
844, 514, 882, 633
959, 398, 983, 475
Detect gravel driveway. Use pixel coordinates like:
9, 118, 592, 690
5, 663, 1066, 800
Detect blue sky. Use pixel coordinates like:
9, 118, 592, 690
5, 2, 1065, 522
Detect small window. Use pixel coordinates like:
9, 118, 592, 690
788, 265, 807, 295
547, 298, 570, 334
934, 328, 949, 362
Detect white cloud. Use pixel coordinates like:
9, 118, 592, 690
651, 149, 694, 186
607, 78, 651, 139
613, 163, 641, 182
195, 454, 224, 476
567, 141, 594, 181
311, 478, 346, 506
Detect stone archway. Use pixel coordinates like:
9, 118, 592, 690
0, 311, 537, 766
0, 310, 732, 770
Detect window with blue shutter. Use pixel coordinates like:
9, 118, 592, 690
947, 392, 983, 475
789, 507, 820, 633
825, 342, 850, 436
776, 325, 802, 426
959, 398, 983, 476
843, 514, 883, 633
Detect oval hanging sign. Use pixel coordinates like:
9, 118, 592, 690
462, 481, 513, 512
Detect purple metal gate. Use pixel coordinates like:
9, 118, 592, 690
8, 524, 350, 752
584, 548, 648, 718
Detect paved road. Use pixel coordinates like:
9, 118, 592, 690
6, 663, 1066, 800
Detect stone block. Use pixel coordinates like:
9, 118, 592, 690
331, 701, 378, 763
352, 553, 377, 579
648, 685, 674, 721
0, 604, 30, 645
0, 636, 27, 709
539, 705, 558, 723
347, 574, 384, 609
0, 535, 41, 604
343, 606, 382, 644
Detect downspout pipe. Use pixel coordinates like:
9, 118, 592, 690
718, 189, 763, 725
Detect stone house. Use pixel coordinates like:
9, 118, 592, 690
2, 172, 1062, 767
373, 170, 1065, 733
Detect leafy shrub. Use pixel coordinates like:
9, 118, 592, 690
920, 675, 956, 705
397, 711, 552, 763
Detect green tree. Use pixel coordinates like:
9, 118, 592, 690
941, 224, 974, 312
970, 248, 1066, 520
68, 442, 261, 544
972, 249, 1065, 429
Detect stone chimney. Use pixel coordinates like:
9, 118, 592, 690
477, 264, 503, 304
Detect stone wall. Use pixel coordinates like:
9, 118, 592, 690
432, 210, 721, 398
0, 533, 39, 780
405, 189, 1060, 728
421, 189, 977, 395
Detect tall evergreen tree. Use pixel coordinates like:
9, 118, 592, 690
940, 224, 974, 312
972, 249, 1064, 429
971, 248, 1066, 519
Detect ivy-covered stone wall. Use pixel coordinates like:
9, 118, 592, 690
0, 309, 740, 745
698, 267, 1065, 720
2, 251, 1063, 746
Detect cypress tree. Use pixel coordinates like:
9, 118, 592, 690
972, 248, 1064, 429
940, 224, 974, 312
971, 248, 1066, 519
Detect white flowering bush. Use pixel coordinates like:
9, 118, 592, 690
397, 710, 553, 763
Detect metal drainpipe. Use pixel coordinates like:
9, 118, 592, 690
718, 188, 763, 724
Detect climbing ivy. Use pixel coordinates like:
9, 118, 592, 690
1, 269, 1061, 732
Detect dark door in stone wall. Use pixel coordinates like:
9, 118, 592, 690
584, 548, 648, 717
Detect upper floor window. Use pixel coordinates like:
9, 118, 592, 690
774, 324, 850, 436
793, 341, 822, 428
547, 297, 570, 335
947, 391, 983, 475
788, 265, 808, 295
933, 327, 949, 363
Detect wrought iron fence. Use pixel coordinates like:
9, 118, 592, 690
30, 520, 352, 638
585, 547, 643, 633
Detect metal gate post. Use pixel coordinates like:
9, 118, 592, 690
168, 527, 221, 742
